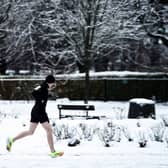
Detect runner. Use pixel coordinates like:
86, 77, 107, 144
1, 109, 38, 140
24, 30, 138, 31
6, 75, 63, 158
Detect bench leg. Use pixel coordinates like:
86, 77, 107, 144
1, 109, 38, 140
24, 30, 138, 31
86, 110, 88, 119
59, 109, 61, 119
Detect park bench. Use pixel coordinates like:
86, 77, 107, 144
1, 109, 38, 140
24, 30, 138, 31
57, 104, 100, 119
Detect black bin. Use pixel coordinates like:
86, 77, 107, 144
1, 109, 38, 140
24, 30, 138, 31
128, 98, 155, 119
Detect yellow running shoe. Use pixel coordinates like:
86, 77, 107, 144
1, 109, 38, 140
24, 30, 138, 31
50, 151, 64, 158
6, 137, 13, 152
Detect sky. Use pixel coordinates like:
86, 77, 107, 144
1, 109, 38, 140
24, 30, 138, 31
0, 99, 168, 168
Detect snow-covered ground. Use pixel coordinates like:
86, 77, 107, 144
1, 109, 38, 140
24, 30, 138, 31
0, 99, 168, 168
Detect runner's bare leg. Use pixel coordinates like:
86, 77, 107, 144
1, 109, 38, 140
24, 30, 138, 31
41, 122, 55, 152
13, 122, 38, 142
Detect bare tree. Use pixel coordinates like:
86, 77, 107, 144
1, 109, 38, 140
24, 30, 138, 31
1, 0, 168, 102
4, 0, 78, 74
0, 0, 11, 74
2, 0, 168, 74
137, 0, 168, 71
49, 0, 143, 102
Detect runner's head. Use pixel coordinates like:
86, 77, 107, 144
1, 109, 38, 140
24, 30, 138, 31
45, 75, 56, 90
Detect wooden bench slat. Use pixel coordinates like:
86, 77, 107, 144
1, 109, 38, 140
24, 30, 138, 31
57, 104, 95, 110
57, 104, 95, 119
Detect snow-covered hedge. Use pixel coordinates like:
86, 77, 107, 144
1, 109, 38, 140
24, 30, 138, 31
51, 118, 168, 147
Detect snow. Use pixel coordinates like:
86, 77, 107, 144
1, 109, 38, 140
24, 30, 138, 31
129, 98, 155, 104
0, 99, 168, 168
55, 71, 168, 80
1, 70, 167, 81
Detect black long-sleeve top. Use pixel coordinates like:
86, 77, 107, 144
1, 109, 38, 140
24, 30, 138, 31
31, 82, 48, 114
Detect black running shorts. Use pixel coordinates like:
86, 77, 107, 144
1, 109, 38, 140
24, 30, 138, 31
30, 112, 49, 123
30, 105, 49, 123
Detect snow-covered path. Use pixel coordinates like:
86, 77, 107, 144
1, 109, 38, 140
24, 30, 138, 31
1, 139, 168, 168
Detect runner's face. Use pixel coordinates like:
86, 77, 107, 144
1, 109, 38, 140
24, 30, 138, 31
48, 83, 56, 91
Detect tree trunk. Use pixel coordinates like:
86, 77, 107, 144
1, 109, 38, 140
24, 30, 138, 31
84, 63, 89, 104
